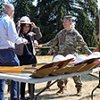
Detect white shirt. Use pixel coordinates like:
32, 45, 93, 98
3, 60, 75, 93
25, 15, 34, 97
0, 14, 27, 49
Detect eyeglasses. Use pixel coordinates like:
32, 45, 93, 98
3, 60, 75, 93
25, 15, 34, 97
24, 26, 30, 28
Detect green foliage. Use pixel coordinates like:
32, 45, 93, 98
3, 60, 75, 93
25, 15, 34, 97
0, 0, 5, 17
0, 0, 98, 55
74, 0, 98, 47
35, 0, 98, 47
35, 0, 68, 42
12, 0, 35, 22
12, 0, 99, 47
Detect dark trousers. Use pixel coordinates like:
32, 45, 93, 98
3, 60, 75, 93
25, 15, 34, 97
18, 55, 36, 98
20, 82, 35, 98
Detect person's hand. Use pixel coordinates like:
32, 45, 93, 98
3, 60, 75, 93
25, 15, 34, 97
34, 40, 38, 47
23, 39, 28, 45
48, 49, 53, 55
31, 22, 37, 28
34, 40, 42, 48
16, 20, 21, 26
37, 44, 42, 48
24, 41, 28, 45
35, 44, 42, 48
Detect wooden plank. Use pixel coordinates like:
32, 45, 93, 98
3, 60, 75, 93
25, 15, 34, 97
50, 64, 86, 76
0, 67, 24, 73
57, 58, 73, 68
30, 61, 62, 78
30, 67, 57, 78
77, 62, 100, 72
75, 58, 99, 66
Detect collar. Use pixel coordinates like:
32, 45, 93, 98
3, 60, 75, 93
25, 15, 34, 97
65, 28, 74, 33
2, 13, 8, 17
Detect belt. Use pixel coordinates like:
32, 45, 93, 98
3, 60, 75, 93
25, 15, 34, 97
0, 48, 14, 50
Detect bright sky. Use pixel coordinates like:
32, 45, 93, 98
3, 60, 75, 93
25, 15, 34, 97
33, 0, 37, 6
98, 0, 100, 9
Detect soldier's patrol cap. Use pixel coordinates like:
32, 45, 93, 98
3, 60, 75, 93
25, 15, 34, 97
62, 15, 72, 21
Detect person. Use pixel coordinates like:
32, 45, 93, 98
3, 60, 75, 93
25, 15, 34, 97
0, 3, 28, 100
41, 15, 92, 96
15, 16, 42, 100
6, 40, 40, 94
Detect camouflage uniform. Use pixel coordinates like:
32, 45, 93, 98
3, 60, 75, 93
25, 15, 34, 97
49, 45, 58, 56
43, 27, 92, 94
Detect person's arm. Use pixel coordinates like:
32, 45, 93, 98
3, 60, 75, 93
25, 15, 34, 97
48, 47, 55, 55
76, 30, 92, 55
7, 20, 28, 44
31, 22, 42, 40
34, 40, 39, 47
42, 34, 58, 47
16, 20, 21, 34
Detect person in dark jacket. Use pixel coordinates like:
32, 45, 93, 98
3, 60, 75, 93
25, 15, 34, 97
15, 16, 42, 100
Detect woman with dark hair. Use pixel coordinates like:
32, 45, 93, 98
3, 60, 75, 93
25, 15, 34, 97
15, 16, 42, 100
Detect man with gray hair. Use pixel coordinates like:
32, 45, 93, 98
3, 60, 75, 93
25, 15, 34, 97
0, 3, 28, 100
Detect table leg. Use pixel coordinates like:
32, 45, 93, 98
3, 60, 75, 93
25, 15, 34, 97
17, 82, 20, 100
30, 84, 34, 100
89, 71, 100, 100
34, 80, 58, 100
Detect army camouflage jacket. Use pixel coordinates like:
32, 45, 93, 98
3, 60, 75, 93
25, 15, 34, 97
43, 28, 92, 56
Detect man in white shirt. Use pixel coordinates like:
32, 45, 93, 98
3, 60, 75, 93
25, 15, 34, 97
0, 3, 28, 100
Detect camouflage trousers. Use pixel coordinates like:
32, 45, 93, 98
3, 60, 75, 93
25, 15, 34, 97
57, 75, 82, 89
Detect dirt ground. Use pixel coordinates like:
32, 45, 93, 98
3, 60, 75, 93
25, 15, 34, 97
4, 56, 100, 100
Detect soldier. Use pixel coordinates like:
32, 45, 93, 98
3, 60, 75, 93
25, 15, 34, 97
41, 15, 92, 96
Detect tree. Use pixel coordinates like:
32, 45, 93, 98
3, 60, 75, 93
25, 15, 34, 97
10, 0, 98, 46
35, 0, 98, 47
11, 0, 35, 23
0, 0, 5, 17
74, 0, 98, 46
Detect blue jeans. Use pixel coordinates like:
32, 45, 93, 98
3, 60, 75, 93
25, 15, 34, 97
0, 50, 20, 100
